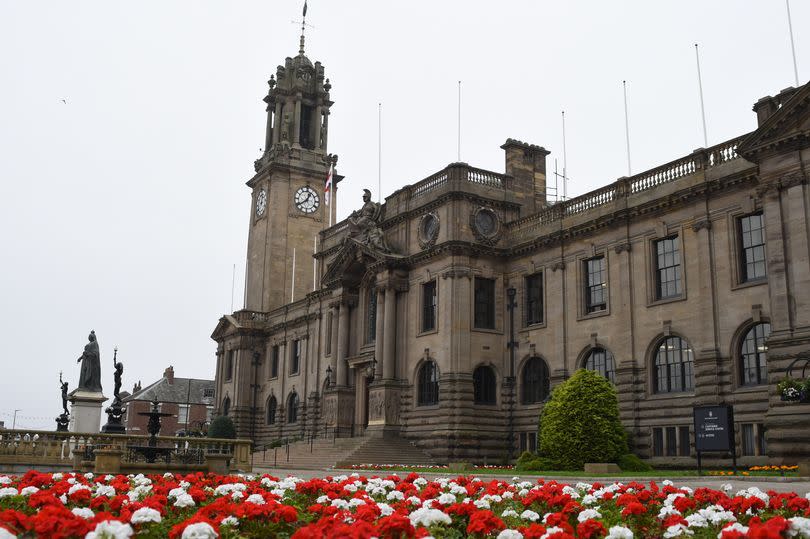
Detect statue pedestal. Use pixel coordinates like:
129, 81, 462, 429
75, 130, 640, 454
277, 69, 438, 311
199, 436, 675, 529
68, 390, 107, 434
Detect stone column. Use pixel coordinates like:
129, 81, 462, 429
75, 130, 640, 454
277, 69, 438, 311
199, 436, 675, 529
272, 102, 282, 145
784, 183, 810, 328
762, 188, 790, 332
383, 287, 397, 380
329, 305, 339, 381
374, 289, 385, 379
336, 300, 350, 387
691, 219, 722, 405
264, 102, 274, 152
314, 104, 322, 151
293, 97, 302, 147
321, 111, 329, 152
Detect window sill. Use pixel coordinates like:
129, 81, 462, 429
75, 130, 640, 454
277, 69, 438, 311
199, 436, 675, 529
734, 383, 768, 393
731, 278, 768, 291
647, 294, 687, 308
417, 328, 439, 337
578, 308, 610, 321
288, 372, 300, 378
520, 322, 547, 332
646, 391, 695, 400
472, 327, 502, 335
473, 402, 498, 407
269, 376, 279, 381
415, 404, 440, 410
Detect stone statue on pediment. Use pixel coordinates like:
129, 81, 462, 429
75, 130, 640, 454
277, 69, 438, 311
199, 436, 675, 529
348, 189, 391, 253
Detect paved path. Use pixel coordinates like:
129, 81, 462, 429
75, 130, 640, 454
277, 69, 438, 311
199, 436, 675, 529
252, 466, 810, 494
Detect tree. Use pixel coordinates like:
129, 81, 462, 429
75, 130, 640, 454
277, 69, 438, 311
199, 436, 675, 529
539, 369, 628, 470
208, 415, 237, 439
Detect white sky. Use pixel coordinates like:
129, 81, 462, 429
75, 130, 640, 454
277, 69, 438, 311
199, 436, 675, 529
1, 1, 807, 429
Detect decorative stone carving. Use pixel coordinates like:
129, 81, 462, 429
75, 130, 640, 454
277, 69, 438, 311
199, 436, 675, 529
692, 219, 712, 232
614, 242, 631, 254
551, 261, 566, 272
417, 212, 440, 250
470, 207, 501, 245
369, 391, 384, 421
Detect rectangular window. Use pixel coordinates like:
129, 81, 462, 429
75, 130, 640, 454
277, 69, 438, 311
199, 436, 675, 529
224, 351, 234, 381
270, 345, 279, 378
290, 340, 301, 375
584, 257, 607, 313
367, 288, 377, 343
757, 424, 767, 456
325, 312, 333, 355
474, 277, 496, 329
742, 424, 755, 456
655, 236, 682, 300
205, 406, 214, 423
528, 432, 537, 454
679, 426, 691, 456
525, 273, 543, 325
652, 428, 664, 457
177, 404, 189, 426
422, 280, 437, 332
739, 213, 766, 282
665, 426, 677, 457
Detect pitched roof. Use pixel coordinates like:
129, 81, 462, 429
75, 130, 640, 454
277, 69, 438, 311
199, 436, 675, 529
123, 377, 215, 405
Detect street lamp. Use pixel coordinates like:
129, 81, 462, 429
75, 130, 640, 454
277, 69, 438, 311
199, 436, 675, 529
506, 287, 517, 462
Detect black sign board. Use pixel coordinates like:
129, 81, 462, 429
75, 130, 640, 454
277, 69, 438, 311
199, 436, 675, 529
693, 405, 736, 475
693, 405, 734, 452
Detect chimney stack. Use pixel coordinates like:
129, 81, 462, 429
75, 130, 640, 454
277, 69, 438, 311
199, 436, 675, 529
501, 139, 550, 211
164, 366, 175, 385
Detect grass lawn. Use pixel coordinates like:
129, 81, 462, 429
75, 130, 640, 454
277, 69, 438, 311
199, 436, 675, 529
341, 465, 799, 478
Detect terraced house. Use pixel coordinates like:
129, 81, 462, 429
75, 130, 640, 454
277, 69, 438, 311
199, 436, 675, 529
211, 35, 810, 466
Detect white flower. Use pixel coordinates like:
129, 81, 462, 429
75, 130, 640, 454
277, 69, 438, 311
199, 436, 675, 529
72, 507, 95, 519
19, 486, 39, 496
60, 494, 68, 504
231, 491, 244, 500
84, 473, 94, 480
94, 485, 116, 498
386, 490, 405, 501
473, 498, 490, 509
541, 527, 562, 539
662, 480, 674, 486
520, 510, 540, 522
52, 473, 63, 481
789, 516, 810, 538
720, 483, 733, 493
68, 483, 91, 496
578, 507, 602, 522
173, 493, 196, 508
180, 522, 217, 539
408, 507, 452, 527
685, 514, 708, 528
663, 524, 694, 538
168, 487, 187, 499
502, 509, 519, 518
220, 516, 238, 527
497, 530, 523, 539
85, 520, 134, 539
179, 481, 190, 489
718, 523, 748, 538
0, 526, 16, 539
129, 507, 161, 524
246, 493, 265, 505
377, 503, 394, 516
407, 496, 422, 506
581, 494, 598, 505
606, 525, 634, 539
163, 472, 174, 478
331, 499, 350, 510
348, 498, 365, 507
659, 505, 682, 518
0, 488, 18, 499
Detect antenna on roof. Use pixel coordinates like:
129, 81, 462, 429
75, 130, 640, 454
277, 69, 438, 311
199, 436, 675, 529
694, 44, 709, 148
457, 80, 462, 162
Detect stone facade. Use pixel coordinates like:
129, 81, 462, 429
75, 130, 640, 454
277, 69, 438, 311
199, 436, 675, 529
212, 41, 810, 465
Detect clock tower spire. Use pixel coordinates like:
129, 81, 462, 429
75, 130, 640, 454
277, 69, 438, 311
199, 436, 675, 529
244, 19, 335, 313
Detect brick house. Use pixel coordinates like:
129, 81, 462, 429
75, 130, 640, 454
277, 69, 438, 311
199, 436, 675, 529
123, 366, 215, 436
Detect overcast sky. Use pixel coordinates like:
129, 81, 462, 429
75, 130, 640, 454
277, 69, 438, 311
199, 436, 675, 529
1, 1, 807, 430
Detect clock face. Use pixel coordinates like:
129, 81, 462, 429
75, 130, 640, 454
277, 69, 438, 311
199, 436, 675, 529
255, 190, 267, 217
294, 186, 319, 214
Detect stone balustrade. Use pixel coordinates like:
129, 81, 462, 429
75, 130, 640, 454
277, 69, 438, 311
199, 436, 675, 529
0, 429, 252, 474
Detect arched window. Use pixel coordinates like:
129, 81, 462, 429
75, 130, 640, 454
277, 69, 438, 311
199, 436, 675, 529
417, 361, 439, 406
221, 396, 231, 417
740, 323, 771, 386
521, 357, 550, 404
584, 347, 615, 383
654, 336, 695, 393
286, 393, 299, 424
473, 366, 497, 405
266, 396, 277, 425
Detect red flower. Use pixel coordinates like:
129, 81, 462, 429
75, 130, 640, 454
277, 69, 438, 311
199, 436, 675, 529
620, 502, 646, 517
377, 513, 416, 538
576, 518, 607, 538
673, 495, 696, 513
519, 523, 549, 539
466, 509, 505, 535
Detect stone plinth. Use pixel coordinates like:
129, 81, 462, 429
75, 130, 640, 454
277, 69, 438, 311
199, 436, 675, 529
94, 448, 123, 474
365, 381, 401, 437
68, 390, 107, 433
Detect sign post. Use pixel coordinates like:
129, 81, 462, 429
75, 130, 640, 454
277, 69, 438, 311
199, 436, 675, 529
693, 405, 736, 476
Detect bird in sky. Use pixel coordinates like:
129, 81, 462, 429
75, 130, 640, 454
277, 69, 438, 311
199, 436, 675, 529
61, 99, 67, 104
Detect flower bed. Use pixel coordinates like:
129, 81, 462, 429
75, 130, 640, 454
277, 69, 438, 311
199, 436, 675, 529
0, 471, 809, 538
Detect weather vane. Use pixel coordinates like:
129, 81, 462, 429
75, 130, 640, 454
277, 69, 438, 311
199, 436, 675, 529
291, 1, 315, 54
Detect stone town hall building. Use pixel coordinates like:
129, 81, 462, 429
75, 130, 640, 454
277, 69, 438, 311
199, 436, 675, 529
211, 35, 810, 464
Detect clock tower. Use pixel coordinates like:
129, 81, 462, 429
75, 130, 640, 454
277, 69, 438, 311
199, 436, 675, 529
244, 32, 335, 312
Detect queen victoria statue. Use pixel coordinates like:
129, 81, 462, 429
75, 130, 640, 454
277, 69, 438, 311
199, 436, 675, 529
76, 330, 103, 393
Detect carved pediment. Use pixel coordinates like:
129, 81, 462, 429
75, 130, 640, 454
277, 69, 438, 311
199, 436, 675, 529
738, 82, 810, 163
210, 315, 241, 341
322, 238, 404, 288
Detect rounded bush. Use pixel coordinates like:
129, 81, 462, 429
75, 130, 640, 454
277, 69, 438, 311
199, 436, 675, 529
617, 453, 652, 472
539, 369, 628, 470
208, 415, 237, 439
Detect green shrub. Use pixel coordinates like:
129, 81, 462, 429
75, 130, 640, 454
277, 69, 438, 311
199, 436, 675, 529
516, 456, 557, 472
208, 415, 236, 439
539, 369, 628, 470
617, 453, 653, 472
516, 451, 537, 466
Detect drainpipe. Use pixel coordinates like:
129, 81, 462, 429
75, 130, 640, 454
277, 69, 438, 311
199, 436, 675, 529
506, 287, 517, 462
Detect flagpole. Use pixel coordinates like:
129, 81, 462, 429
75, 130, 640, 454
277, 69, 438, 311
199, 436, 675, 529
561, 110, 568, 201
623, 80, 632, 176
786, 0, 800, 86
694, 44, 709, 148
457, 80, 462, 162
291, 248, 296, 303
378, 102, 382, 203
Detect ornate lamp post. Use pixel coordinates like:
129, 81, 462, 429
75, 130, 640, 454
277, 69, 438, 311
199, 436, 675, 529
506, 287, 517, 462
